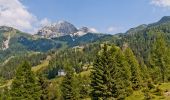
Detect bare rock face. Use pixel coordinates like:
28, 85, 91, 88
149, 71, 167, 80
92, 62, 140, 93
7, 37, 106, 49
1, 34, 10, 50
37, 21, 97, 38
37, 21, 78, 38
0, 26, 13, 32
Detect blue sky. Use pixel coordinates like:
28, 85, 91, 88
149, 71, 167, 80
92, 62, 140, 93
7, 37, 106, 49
0, 0, 170, 34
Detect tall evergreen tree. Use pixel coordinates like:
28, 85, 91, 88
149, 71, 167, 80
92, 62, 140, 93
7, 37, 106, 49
113, 48, 132, 98
91, 44, 132, 100
10, 61, 41, 100
91, 44, 115, 100
139, 59, 150, 83
78, 75, 91, 99
124, 47, 142, 90
149, 34, 170, 82
38, 75, 50, 100
61, 69, 79, 100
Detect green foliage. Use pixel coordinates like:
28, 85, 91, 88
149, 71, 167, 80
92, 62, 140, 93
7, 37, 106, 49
0, 87, 11, 100
144, 92, 154, 100
10, 61, 41, 100
155, 86, 164, 96
124, 47, 142, 90
44, 43, 100, 79
91, 44, 132, 99
1, 17, 170, 100
149, 33, 170, 83
113, 48, 132, 98
38, 75, 50, 100
147, 81, 155, 90
61, 69, 79, 100
78, 75, 91, 99
0, 53, 47, 79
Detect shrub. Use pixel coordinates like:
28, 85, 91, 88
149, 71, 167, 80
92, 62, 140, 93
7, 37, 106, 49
144, 92, 155, 100
147, 81, 155, 90
155, 86, 164, 96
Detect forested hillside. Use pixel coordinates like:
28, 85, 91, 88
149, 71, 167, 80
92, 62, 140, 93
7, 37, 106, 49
0, 16, 170, 100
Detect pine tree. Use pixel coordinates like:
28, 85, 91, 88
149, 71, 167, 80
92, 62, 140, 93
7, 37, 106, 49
61, 69, 79, 100
10, 61, 41, 100
91, 44, 132, 99
113, 48, 132, 98
78, 75, 91, 99
124, 47, 142, 90
38, 75, 50, 100
149, 34, 170, 83
91, 44, 115, 99
139, 59, 150, 83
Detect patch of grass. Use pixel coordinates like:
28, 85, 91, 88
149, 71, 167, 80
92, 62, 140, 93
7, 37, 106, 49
0, 79, 13, 89
80, 70, 91, 77
159, 83, 170, 90
126, 90, 144, 100
126, 83, 170, 100
31, 56, 51, 73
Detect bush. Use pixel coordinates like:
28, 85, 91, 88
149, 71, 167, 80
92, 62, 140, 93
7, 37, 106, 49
142, 88, 149, 93
147, 81, 155, 90
167, 77, 170, 82
126, 86, 133, 96
158, 83, 162, 85
165, 89, 168, 92
144, 92, 155, 100
155, 86, 164, 96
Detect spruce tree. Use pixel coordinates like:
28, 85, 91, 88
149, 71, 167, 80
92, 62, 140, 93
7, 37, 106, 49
61, 69, 79, 100
10, 61, 41, 100
124, 47, 142, 90
91, 44, 115, 99
78, 75, 91, 99
38, 75, 50, 100
149, 34, 170, 83
112, 48, 132, 98
91, 44, 132, 99
139, 59, 150, 83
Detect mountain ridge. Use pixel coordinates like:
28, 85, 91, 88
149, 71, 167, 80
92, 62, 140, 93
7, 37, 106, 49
37, 21, 97, 38
0, 16, 170, 63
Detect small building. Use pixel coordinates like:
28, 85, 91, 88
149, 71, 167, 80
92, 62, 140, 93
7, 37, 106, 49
58, 69, 66, 76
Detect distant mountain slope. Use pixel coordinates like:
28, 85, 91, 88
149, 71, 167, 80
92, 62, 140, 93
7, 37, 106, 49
37, 21, 97, 38
37, 21, 78, 38
52, 33, 107, 47
1, 16, 170, 80
105, 16, 170, 64
0, 26, 107, 63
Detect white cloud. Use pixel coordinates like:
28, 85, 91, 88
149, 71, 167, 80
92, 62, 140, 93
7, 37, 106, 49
107, 26, 122, 33
40, 18, 51, 27
89, 28, 98, 33
151, 0, 170, 8
0, 0, 50, 34
107, 27, 115, 32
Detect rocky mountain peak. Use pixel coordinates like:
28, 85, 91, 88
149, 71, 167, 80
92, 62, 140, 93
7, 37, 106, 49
0, 26, 14, 32
37, 21, 78, 38
37, 21, 97, 38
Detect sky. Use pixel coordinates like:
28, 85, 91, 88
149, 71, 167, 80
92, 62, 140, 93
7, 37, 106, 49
0, 0, 170, 34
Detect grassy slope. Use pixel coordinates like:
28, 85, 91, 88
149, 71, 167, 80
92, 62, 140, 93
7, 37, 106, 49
31, 55, 51, 73
0, 55, 51, 89
126, 83, 170, 100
